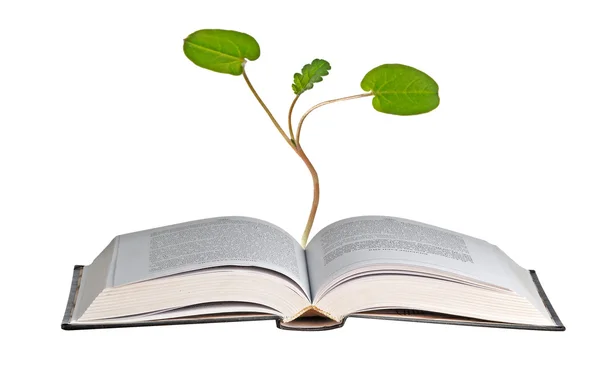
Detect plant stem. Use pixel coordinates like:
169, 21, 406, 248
296, 144, 319, 248
295, 92, 373, 247
288, 94, 300, 146
242, 69, 295, 149
242, 68, 373, 247
296, 92, 373, 145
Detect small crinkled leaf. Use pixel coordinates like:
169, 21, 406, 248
183, 29, 260, 76
361, 64, 439, 115
292, 59, 331, 95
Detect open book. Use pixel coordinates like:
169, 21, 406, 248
62, 216, 564, 331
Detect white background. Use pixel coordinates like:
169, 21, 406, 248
1, 0, 598, 375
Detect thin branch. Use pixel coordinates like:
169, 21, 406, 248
242, 68, 295, 149
295, 92, 373, 146
288, 94, 300, 146
293, 92, 374, 247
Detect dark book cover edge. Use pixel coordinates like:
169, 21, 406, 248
529, 269, 565, 330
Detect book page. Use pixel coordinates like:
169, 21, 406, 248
305, 216, 537, 302
108, 217, 310, 298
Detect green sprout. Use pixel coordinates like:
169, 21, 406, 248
183, 29, 440, 247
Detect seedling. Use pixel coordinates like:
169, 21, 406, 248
183, 29, 440, 247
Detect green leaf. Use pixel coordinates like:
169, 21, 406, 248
183, 29, 260, 76
292, 59, 331, 95
360, 64, 439, 115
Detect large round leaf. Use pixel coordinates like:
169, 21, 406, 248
361, 64, 439, 115
183, 29, 260, 76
